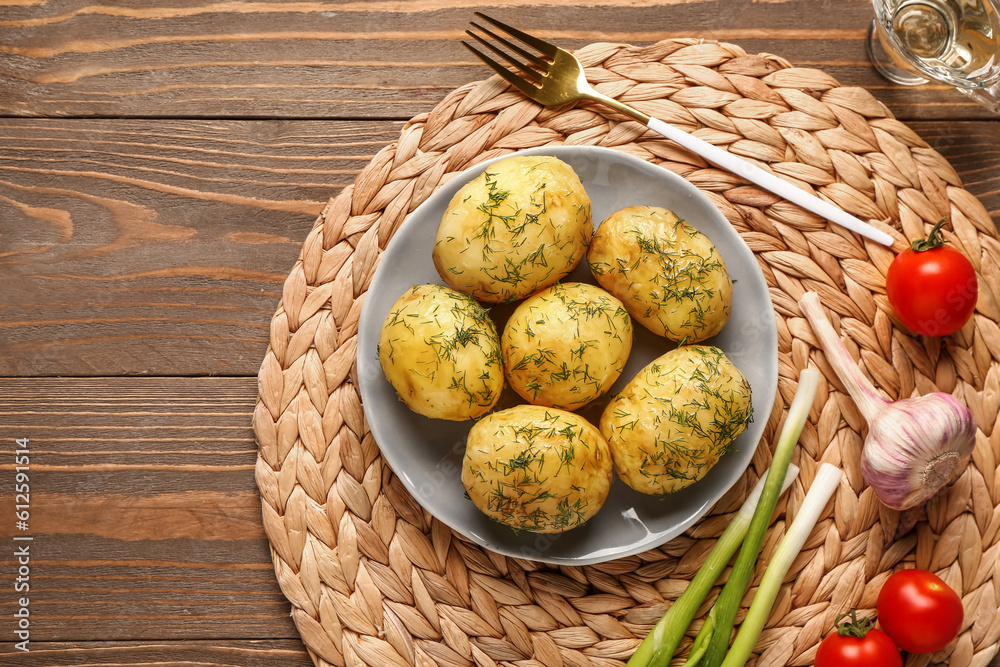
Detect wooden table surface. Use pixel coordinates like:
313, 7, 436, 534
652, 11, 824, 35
1, 1, 998, 665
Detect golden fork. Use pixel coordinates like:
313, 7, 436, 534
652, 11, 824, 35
463, 13, 894, 247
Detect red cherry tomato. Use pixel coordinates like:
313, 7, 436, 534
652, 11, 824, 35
816, 609, 902, 667
886, 219, 977, 337
877, 568, 964, 654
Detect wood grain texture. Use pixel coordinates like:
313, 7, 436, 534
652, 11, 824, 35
0, 119, 402, 376
0, 378, 301, 642
0, 639, 313, 665
1, 0, 996, 120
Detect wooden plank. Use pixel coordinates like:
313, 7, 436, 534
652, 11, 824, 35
0, 378, 306, 642
3, 118, 999, 378
0, 119, 402, 377
0, 639, 313, 665
1, 0, 995, 120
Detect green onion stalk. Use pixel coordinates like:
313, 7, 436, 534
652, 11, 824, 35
719, 462, 843, 667
625, 465, 799, 667
697, 367, 820, 667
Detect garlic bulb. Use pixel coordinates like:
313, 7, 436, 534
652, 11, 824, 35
798, 291, 976, 511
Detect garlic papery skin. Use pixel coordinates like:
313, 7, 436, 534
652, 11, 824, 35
798, 291, 977, 511
861, 392, 976, 510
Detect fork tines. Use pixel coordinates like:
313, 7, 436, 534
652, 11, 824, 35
462, 13, 555, 88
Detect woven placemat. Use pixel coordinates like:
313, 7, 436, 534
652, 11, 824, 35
253, 38, 1000, 667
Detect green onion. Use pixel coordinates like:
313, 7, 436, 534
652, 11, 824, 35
699, 367, 820, 667
681, 607, 716, 667
625, 465, 800, 667
719, 462, 843, 667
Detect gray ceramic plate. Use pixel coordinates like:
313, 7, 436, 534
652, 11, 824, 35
357, 145, 778, 565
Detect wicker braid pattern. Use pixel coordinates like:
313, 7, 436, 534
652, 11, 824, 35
253, 39, 1000, 667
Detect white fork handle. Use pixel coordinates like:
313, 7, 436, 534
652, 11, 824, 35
646, 116, 895, 246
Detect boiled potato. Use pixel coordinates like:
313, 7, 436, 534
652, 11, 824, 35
433, 155, 593, 303
463, 405, 613, 533
377, 284, 504, 421
588, 206, 732, 342
501, 282, 633, 410
600, 345, 752, 495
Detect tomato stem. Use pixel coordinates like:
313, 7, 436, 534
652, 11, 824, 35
834, 608, 876, 638
911, 218, 947, 252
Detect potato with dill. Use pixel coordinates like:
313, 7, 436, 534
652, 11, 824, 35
433, 155, 593, 303
588, 206, 732, 342
501, 282, 633, 411
600, 345, 752, 495
377, 284, 504, 421
462, 405, 613, 533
